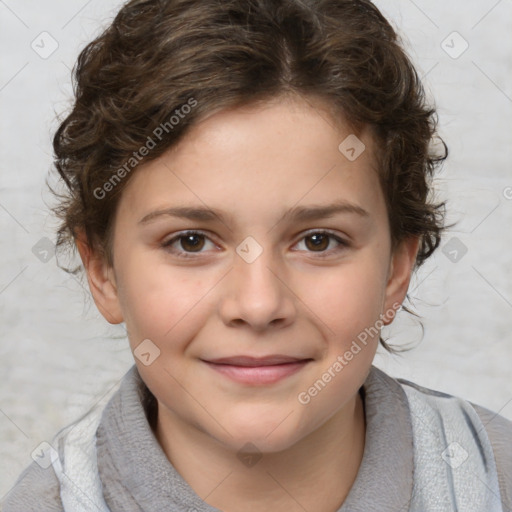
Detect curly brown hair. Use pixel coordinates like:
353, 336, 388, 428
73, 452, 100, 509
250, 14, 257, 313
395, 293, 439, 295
48, 0, 448, 353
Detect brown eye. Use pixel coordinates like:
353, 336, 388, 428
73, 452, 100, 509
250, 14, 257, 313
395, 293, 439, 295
304, 233, 330, 251
294, 230, 349, 257
162, 230, 216, 258
179, 233, 205, 252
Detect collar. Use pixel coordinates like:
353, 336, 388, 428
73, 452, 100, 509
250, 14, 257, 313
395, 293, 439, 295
95, 364, 413, 511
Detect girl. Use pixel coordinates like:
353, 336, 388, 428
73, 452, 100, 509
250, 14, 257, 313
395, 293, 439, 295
3, 0, 511, 511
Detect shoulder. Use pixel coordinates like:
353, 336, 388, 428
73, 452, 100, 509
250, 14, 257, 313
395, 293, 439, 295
1, 459, 63, 512
396, 374, 512, 439
469, 400, 512, 446
470, 401, 512, 507
395, 374, 512, 507
395, 375, 512, 450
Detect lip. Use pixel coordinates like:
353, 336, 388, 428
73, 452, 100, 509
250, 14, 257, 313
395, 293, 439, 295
202, 355, 313, 385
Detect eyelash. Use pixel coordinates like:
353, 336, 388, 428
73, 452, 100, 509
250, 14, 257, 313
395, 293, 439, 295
161, 229, 350, 259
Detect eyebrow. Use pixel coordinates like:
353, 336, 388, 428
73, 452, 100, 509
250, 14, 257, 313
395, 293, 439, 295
138, 200, 369, 225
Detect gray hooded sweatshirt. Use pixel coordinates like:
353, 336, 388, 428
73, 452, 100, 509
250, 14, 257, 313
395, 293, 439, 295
2, 364, 511, 511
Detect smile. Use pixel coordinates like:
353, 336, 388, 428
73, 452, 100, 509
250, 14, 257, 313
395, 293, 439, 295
201, 356, 313, 385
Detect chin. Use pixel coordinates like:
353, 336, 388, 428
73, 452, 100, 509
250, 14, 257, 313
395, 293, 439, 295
213, 415, 306, 454
222, 432, 303, 456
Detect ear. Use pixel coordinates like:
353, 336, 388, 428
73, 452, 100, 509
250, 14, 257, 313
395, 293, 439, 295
382, 236, 420, 324
75, 230, 124, 324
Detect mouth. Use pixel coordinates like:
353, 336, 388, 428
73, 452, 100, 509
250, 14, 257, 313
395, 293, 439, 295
201, 355, 313, 385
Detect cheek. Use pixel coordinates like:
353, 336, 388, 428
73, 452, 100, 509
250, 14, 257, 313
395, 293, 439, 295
116, 257, 211, 345
303, 253, 389, 340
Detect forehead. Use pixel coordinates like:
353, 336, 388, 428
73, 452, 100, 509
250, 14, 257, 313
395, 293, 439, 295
116, 96, 383, 225
177, 95, 372, 163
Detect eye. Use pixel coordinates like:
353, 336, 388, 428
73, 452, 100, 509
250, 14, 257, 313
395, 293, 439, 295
293, 230, 349, 256
161, 229, 350, 260
161, 230, 217, 258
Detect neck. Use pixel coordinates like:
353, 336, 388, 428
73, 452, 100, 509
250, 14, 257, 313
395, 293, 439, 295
154, 389, 366, 512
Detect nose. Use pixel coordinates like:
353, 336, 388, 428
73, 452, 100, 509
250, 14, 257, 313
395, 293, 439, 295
218, 244, 296, 332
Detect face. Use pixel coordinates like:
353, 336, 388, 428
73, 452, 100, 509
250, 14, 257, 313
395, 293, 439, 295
80, 95, 417, 454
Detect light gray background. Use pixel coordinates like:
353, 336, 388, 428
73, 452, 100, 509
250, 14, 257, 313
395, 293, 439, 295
1, 0, 511, 500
